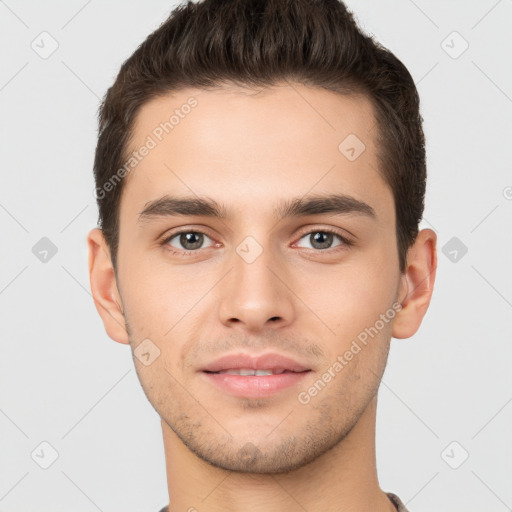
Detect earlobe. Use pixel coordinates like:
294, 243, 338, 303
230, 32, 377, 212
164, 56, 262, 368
87, 228, 130, 345
392, 228, 437, 339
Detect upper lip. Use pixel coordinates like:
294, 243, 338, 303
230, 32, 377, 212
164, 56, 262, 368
201, 352, 311, 373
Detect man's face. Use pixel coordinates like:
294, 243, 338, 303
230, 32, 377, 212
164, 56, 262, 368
115, 83, 404, 473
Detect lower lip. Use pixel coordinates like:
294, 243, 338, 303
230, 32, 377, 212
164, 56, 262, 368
202, 371, 311, 399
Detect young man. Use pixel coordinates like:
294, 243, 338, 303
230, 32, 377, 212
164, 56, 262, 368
87, 1, 437, 510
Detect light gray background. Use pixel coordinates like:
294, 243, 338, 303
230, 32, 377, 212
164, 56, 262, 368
1, 1, 511, 511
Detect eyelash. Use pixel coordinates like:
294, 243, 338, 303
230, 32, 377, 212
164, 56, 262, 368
160, 227, 354, 256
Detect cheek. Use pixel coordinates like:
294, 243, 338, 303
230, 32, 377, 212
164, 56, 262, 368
119, 257, 219, 374
297, 259, 399, 336
119, 249, 189, 324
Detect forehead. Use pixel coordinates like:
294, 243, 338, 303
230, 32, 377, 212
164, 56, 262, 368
129, 83, 377, 159
121, 83, 393, 224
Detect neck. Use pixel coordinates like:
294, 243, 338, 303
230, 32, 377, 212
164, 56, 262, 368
161, 395, 395, 512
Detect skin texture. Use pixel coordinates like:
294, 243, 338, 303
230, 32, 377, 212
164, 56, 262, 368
87, 82, 437, 512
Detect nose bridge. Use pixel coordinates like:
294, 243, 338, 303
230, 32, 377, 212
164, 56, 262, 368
218, 234, 295, 331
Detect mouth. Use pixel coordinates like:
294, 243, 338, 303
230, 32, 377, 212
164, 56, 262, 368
201, 352, 311, 373
200, 352, 312, 398
204, 368, 307, 376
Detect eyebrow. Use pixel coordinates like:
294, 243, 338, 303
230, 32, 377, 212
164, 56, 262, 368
138, 193, 376, 223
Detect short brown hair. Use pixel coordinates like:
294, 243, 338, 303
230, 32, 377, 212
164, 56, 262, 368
93, 0, 426, 273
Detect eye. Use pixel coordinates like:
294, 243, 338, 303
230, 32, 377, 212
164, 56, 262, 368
162, 230, 215, 253
160, 227, 353, 256
295, 229, 352, 251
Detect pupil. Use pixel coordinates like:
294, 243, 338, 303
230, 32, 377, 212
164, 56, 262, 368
181, 232, 203, 250
312, 232, 332, 250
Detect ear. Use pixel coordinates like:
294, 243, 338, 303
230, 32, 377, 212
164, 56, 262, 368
392, 228, 437, 339
87, 228, 129, 344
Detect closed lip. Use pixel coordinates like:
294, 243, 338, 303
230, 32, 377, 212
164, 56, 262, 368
201, 352, 311, 373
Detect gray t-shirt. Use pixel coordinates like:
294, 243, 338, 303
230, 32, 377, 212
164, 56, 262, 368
158, 492, 409, 511
387, 492, 410, 511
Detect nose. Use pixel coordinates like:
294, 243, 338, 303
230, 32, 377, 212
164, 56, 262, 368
217, 241, 296, 334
